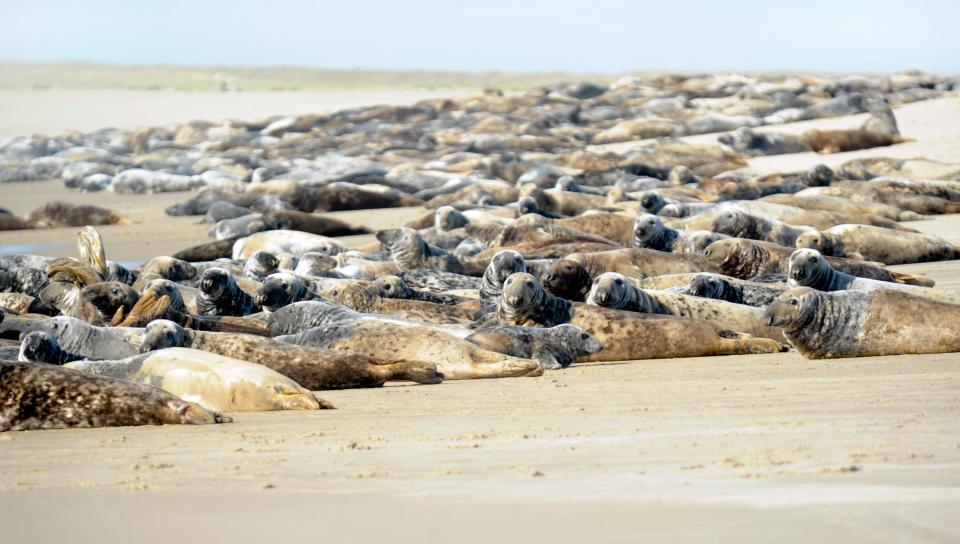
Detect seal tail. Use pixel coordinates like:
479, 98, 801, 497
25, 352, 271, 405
387, 361, 444, 384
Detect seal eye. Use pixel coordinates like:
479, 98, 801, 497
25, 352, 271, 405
525, 280, 534, 288
580, 333, 589, 340
808, 256, 816, 263
615, 278, 623, 286
788, 299, 798, 306
111, 288, 119, 295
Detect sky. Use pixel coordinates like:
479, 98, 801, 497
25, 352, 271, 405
0, 0, 957, 73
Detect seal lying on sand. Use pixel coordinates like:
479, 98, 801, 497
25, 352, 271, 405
465, 324, 602, 369
376, 227, 465, 274
765, 287, 960, 358
140, 320, 441, 389
196, 267, 260, 316
25, 201, 135, 228
711, 210, 816, 247
788, 249, 960, 304
795, 224, 960, 265
0, 361, 228, 431
703, 238, 933, 286
369, 275, 467, 306
586, 272, 786, 342
497, 273, 781, 361
685, 273, 786, 307
566, 248, 717, 280
18, 331, 84, 365
64, 347, 327, 411
277, 320, 543, 380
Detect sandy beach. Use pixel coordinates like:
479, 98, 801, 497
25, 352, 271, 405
1, 90, 959, 542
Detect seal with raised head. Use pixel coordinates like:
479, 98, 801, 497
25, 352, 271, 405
685, 273, 786, 307
0, 361, 228, 431
541, 259, 592, 302
197, 267, 260, 316
18, 330, 84, 365
255, 272, 325, 312
479, 250, 527, 310
376, 227, 465, 274
795, 224, 960, 265
65, 347, 326, 412
764, 287, 960, 358
586, 272, 786, 342
703, 238, 933, 286
277, 320, 543, 380
787, 248, 960, 304
497, 273, 781, 361
465, 324, 602, 369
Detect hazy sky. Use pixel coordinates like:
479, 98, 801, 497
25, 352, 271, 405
1, 0, 956, 73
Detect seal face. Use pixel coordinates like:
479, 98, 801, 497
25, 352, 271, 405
465, 323, 602, 369
197, 267, 259, 316
541, 259, 592, 301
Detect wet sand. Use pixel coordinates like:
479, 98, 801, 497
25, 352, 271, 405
1, 92, 960, 542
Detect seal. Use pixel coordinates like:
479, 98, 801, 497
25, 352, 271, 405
21, 316, 143, 359
764, 287, 960, 358
196, 267, 260, 316
554, 212, 637, 246
541, 259, 592, 301
316, 282, 478, 325
65, 347, 326, 411
566, 248, 718, 280
633, 214, 725, 253
465, 324, 602, 369
233, 230, 345, 260
140, 319, 441, 389
81, 281, 141, 325
703, 238, 934, 286
0, 360, 229, 431
24, 201, 135, 228
787, 248, 960, 304
0, 267, 50, 298
172, 237, 242, 262
795, 224, 960, 265
396, 269, 482, 293
685, 273, 786, 307
376, 227, 465, 274
497, 273, 781, 361
711, 210, 816, 247
261, 210, 370, 237
243, 250, 281, 282
370, 275, 467, 306
17, 330, 84, 365
479, 250, 527, 311
133, 256, 198, 291
761, 193, 924, 222
585, 272, 786, 342
255, 272, 325, 312
276, 320, 543, 380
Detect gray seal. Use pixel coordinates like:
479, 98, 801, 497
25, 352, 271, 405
479, 250, 527, 310
18, 331, 84, 365
685, 273, 784, 307
20, 316, 142, 359
376, 227, 465, 274
0, 360, 228, 431
465, 324, 602, 369
197, 267, 259, 316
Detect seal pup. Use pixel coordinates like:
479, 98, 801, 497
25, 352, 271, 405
141, 320, 442, 389
541, 259, 592, 302
585, 272, 786, 342
0, 361, 228, 431
376, 227, 465, 274
497, 273, 781, 361
18, 330, 84, 365
465, 324, 602, 369
795, 225, 960, 265
764, 287, 960, 359
685, 273, 786, 307
703, 238, 933, 286
787, 249, 960, 304
65, 347, 326, 411
277, 320, 543, 380
196, 267, 260, 316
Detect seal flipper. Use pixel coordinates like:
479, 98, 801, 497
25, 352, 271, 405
380, 361, 444, 384
77, 226, 108, 277
535, 353, 562, 370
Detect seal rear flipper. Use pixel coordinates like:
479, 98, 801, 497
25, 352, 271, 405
890, 271, 935, 287
723, 336, 782, 355
77, 226, 108, 276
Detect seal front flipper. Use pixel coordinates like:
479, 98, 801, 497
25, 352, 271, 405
535, 353, 562, 370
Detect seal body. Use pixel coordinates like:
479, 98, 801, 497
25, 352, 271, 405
0, 361, 227, 431
765, 287, 960, 358
795, 224, 960, 265
465, 324, 602, 369
65, 347, 324, 412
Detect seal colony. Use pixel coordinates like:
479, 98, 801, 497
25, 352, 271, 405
2, 70, 960, 431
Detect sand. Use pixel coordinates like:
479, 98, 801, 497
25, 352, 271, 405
1, 91, 960, 543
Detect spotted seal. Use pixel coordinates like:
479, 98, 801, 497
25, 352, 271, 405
0, 361, 229, 431
795, 224, 960, 265
764, 287, 960, 358
497, 273, 781, 361
585, 272, 785, 342
277, 320, 543, 380
465, 324, 602, 369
